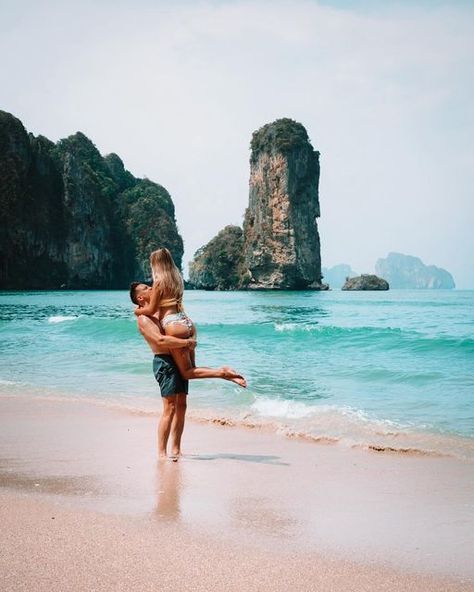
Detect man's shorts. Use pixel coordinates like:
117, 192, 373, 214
153, 354, 189, 397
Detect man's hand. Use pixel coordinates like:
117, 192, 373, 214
137, 316, 194, 350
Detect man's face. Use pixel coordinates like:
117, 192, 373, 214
135, 283, 152, 306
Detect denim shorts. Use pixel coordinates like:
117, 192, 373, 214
153, 354, 188, 397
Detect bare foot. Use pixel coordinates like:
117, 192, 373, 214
222, 367, 247, 388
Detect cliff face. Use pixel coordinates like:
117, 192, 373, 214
188, 226, 244, 290
0, 111, 183, 289
243, 119, 323, 289
189, 119, 325, 290
375, 253, 455, 289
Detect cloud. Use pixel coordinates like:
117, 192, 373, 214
1, 0, 473, 286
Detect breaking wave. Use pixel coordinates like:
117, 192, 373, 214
48, 315, 79, 323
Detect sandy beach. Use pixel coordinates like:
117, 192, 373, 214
1, 394, 473, 592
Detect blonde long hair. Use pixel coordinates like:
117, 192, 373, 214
150, 248, 184, 312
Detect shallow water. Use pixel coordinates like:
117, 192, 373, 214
1, 289, 473, 457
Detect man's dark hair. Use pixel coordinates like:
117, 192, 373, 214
129, 282, 141, 305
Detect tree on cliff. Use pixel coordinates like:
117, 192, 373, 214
118, 180, 183, 279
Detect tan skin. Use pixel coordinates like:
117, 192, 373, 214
134, 305, 192, 459
134, 284, 246, 387
134, 284, 246, 460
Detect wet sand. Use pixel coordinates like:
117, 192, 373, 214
1, 395, 473, 591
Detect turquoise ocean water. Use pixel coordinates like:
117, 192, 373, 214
1, 290, 473, 458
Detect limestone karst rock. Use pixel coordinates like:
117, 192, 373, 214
375, 253, 455, 289
190, 118, 326, 290
0, 110, 183, 288
188, 226, 244, 290
341, 275, 389, 291
243, 119, 324, 289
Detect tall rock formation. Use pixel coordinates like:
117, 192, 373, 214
375, 253, 455, 289
189, 119, 325, 290
243, 119, 323, 289
0, 110, 183, 289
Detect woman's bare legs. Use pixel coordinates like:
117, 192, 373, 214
164, 322, 247, 387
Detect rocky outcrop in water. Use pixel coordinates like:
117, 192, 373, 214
243, 119, 324, 289
190, 118, 325, 290
0, 110, 183, 289
188, 226, 244, 290
375, 253, 455, 289
342, 275, 389, 291
322, 264, 358, 289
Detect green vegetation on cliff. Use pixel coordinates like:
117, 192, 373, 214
342, 275, 389, 291
0, 110, 183, 289
118, 180, 183, 278
250, 118, 317, 163
188, 226, 244, 290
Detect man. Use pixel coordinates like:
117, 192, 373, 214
130, 282, 244, 460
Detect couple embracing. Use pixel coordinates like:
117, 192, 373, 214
130, 248, 246, 461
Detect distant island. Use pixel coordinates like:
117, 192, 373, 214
0, 110, 183, 289
323, 256, 455, 291
322, 264, 358, 289
189, 118, 327, 290
375, 253, 455, 289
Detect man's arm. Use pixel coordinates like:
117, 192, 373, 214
137, 316, 196, 350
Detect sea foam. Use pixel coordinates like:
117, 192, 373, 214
48, 315, 79, 324
251, 396, 315, 419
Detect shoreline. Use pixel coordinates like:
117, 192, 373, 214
1, 394, 473, 590
2, 387, 473, 461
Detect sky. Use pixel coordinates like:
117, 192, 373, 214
1, 0, 473, 287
